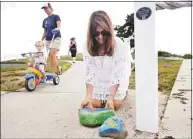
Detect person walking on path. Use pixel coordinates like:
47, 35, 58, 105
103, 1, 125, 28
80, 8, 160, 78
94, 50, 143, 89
68, 37, 77, 63
41, 3, 62, 76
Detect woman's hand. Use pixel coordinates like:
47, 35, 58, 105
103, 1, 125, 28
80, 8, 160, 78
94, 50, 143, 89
80, 98, 94, 111
106, 99, 115, 111
106, 95, 115, 111
52, 28, 60, 34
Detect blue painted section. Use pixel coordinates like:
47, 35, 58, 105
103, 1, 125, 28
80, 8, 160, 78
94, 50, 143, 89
82, 108, 110, 112
24, 73, 36, 79
99, 116, 124, 135
46, 73, 53, 80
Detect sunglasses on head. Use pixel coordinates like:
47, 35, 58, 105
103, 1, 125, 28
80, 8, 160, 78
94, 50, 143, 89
92, 31, 110, 37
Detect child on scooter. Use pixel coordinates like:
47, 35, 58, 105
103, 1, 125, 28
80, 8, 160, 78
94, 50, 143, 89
34, 41, 47, 83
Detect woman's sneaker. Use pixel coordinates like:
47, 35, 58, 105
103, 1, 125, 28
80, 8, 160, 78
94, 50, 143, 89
56, 66, 62, 75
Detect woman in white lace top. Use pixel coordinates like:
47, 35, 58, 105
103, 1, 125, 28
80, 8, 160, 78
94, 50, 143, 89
80, 10, 131, 111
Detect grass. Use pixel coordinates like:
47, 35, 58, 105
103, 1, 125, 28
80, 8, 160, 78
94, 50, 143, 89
0, 79, 6, 84
1, 59, 72, 92
60, 53, 83, 61
62, 62, 72, 71
128, 59, 182, 95
1, 82, 22, 92
1, 65, 27, 72
158, 59, 182, 95
1, 58, 28, 63
1, 56, 182, 95
10, 78, 19, 81
45, 58, 72, 73
1, 72, 26, 78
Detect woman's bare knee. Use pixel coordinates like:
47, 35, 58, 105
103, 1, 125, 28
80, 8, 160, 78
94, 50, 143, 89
91, 99, 101, 108
113, 100, 123, 111
84, 99, 123, 110
50, 48, 58, 58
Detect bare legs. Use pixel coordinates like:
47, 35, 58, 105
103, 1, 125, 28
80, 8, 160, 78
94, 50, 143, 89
49, 48, 58, 74
87, 99, 123, 111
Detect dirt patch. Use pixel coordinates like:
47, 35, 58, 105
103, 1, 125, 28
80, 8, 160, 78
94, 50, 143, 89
172, 91, 185, 96
178, 89, 192, 92
119, 91, 168, 138
162, 136, 175, 139
172, 91, 188, 104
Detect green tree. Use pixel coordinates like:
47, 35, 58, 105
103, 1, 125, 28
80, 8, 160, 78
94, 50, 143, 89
158, 51, 182, 58
183, 54, 192, 59
158, 51, 172, 57
114, 13, 134, 48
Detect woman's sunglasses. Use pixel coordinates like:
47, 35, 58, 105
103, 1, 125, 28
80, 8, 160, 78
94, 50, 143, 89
92, 31, 110, 37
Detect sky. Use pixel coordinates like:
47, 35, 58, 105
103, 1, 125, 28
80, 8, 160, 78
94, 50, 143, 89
1, 2, 192, 61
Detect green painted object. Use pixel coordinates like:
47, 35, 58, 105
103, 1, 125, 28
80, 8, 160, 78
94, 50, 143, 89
79, 108, 115, 127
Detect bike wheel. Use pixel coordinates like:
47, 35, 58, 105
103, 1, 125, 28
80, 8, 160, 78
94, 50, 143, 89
53, 75, 60, 85
25, 77, 37, 91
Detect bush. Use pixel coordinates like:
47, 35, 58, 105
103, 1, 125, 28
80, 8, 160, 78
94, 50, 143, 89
158, 51, 182, 58
183, 54, 192, 59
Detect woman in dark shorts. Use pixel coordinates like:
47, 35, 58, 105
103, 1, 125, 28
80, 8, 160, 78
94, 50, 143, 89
68, 37, 77, 63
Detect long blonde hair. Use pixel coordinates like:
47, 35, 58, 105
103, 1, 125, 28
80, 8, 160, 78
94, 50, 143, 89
86, 10, 115, 56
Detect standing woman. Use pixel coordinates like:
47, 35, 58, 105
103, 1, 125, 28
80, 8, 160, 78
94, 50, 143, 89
68, 37, 77, 63
41, 3, 61, 75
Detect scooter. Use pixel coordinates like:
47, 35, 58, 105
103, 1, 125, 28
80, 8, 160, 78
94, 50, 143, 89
21, 52, 60, 91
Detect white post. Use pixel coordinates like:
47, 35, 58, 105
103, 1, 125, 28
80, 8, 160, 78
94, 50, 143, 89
134, 2, 158, 133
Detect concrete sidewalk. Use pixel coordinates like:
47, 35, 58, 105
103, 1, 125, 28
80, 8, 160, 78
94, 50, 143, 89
1, 60, 190, 138
1, 91, 168, 138
159, 59, 192, 138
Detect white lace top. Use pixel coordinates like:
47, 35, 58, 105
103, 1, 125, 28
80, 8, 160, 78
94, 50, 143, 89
83, 37, 131, 100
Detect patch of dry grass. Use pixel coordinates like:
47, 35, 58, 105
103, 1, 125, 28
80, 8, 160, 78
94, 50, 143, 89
60, 53, 83, 61
128, 59, 182, 95
1, 60, 72, 92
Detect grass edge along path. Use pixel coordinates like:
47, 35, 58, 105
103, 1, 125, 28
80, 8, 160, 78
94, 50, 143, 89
128, 59, 182, 96
1, 57, 182, 95
1, 61, 72, 92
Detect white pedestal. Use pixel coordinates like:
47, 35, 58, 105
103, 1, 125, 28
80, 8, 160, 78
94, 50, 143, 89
134, 2, 158, 133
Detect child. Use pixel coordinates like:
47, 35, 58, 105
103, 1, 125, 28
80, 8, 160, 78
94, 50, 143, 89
34, 41, 47, 83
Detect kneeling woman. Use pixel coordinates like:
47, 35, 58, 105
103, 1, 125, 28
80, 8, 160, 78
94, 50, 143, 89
80, 11, 131, 111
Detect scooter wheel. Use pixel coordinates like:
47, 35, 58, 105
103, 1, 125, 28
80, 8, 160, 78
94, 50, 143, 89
25, 78, 37, 91
53, 75, 60, 85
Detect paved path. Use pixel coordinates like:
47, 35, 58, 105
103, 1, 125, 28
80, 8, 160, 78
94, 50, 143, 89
1, 60, 183, 138
159, 59, 192, 138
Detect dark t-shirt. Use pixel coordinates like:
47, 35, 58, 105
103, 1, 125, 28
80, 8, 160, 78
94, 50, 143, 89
70, 44, 77, 52
42, 14, 61, 41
